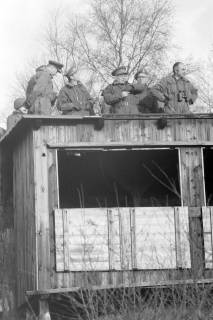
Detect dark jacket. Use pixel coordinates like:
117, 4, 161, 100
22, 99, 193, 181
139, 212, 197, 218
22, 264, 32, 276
56, 82, 94, 115
151, 75, 198, 113
102, 81, 144, 114
134, 84, 159, 113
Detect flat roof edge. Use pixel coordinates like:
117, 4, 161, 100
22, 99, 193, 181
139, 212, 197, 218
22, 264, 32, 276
1, 113, 213, 146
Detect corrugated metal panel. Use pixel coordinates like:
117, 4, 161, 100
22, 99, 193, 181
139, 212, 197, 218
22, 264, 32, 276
55, 208, 109, 271
134, 207, 176, 269
55, 207, 190, 272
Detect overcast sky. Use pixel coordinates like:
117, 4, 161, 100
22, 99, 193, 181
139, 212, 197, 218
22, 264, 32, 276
0, 0, 213, 122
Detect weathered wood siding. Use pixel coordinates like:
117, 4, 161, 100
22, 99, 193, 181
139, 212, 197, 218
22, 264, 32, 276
0, 228, 15, 317
30, 118, 211, 290
179, 148, 205, 206
39, 118, 213, 147
13, 130, 36, 306
179, 148, 205, 276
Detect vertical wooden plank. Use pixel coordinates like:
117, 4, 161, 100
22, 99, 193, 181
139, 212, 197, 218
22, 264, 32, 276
202, 207, 213, 268
174, 207, 191, 268
130, 208, 136, 269
179, 148, 205, 206
63, 209, 70, 271
179, 148, 205, 275
108, 208, 121, 270
119, 208, 132, 269
12, 130, 36, 306
47, 148, 65, 288
33, 131, 51, 290
54, 209, 64, 272
189, 207, 204, 276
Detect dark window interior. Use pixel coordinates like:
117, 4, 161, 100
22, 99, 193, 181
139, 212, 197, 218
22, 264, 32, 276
58, 149, 181, 208
204, 149, 213, 205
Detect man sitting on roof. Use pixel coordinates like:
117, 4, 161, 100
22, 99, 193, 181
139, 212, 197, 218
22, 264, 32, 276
7, 98, 28, 130
102, 66, 146, 114
26, 60, 63, 115
56, 68, 95, 116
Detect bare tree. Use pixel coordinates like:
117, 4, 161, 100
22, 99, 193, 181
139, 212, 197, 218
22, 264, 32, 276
44, 0, 172, 91
8, 0, 172, 121
192, 58, 213, 112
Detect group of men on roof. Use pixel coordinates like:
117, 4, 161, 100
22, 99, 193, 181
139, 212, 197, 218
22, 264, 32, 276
7, 60, 198, 129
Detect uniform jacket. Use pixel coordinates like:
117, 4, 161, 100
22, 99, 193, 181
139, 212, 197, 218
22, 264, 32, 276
133, 84, 159, 113
56, 82, 93, 115
151, 74, 198, 113
26, 70, 56, 106
102, 81, 148, 114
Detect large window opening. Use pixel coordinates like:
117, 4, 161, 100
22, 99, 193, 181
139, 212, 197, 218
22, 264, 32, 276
203, 149, 213, 205
58, 149, 181, 208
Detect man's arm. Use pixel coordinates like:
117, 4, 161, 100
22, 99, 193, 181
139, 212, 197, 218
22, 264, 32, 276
151, 78, 168, 102
56, 89, 78, 111
131, 83, 146, 94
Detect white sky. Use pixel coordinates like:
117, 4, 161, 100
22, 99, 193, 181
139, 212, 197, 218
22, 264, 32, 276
0, 0, 213, 121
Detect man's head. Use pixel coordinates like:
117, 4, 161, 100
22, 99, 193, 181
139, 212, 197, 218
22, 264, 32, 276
47, 60, 64, 76
134, 69, 148, 84
112, 66, 128, 83
173, 62, 186, 78
64, 67, 78, 86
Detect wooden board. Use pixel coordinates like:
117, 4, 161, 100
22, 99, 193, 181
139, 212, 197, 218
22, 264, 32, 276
33, 131, 51, 290
108, 208, 121, 270
179, 148, 205, 206
174, 207, 191, 268
13, 130, 36, 306
202, 207, 213, 268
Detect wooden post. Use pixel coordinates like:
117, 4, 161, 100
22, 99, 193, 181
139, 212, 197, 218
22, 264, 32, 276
33, 131, 51, 290
38, 297, 51, 320
179, 148, 205, 277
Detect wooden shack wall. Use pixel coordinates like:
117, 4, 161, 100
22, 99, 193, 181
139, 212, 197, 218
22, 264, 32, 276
0, 144, 16, 317
13, 130, 36, 306
32, 118, 212, 291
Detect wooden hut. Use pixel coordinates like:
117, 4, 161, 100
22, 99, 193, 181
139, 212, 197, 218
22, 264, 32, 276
1, 113, 213, 318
